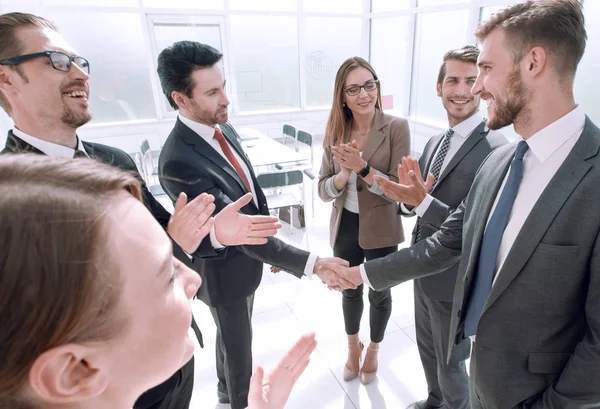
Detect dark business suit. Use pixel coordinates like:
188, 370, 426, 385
2, 131, 197, 409
364, 117, 600, 408
158, 118, 310, 409
406, 120, 507, 408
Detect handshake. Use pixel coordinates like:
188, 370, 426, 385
312, 257, 364, 291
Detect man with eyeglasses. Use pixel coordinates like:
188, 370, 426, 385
0, 12, 283, 409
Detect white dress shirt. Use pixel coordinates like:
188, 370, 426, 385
12, 127, 88, 158
401, 112, 484, 216
360, 106, 585, 290
178, 114, 318, 278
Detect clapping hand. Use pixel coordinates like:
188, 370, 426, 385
373, 156, 435, 207
215, 193, 282, 246
247, 332, 317, 409
167, 192, 216, 254
332, 140, 365, 172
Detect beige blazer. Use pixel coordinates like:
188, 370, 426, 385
318, 110, 411, 250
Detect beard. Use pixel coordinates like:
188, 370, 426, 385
189, 99, 228, 125
486, 67, 528, 130
61, 104, 92, 128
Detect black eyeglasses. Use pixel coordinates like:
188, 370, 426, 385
0, 51, 90, 74
343, 79, 378, 96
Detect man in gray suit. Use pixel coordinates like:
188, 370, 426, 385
328, 1, 600, 407
382, 46, 507, 409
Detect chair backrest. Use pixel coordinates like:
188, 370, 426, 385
296, 130, 312, 147
283, 124, 296, 138
138, 138, 154, 182
140, 138, 151, 156
257, 170, 303, 190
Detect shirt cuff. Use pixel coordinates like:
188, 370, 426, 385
414, 194, 434, 218
303, 253, 319, 279
209, 225, 225, 249
400, 203, 415, 215
359, 264, 374, 289
366, 169, 387, 195
325, 176, 344, 198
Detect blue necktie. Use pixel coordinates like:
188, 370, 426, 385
463, 141, 529, 337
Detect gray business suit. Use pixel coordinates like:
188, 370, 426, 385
365, 117, 600, 408
409, 121, 507, 408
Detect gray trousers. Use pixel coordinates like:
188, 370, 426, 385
415, 281, 471, 409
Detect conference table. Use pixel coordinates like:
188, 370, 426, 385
237, 127, 309, 169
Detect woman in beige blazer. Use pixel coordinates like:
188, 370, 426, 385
318, 57, 410, 385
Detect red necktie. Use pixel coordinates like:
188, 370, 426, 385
213, 127, 252, 192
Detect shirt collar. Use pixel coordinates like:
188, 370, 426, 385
451, 112, 484, 139
524, 105, 585, 164
12, 127, 87, 158
178, 113, 220, 143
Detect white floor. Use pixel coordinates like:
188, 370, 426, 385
187, 183, 432, 409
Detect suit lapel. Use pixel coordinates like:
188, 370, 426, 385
363, 110, 387, 163
434, 121, 487, 189
176, 119, 250, 194
483, 118, 599, 312
3, 131, 45, 155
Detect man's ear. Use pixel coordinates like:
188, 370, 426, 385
28, 344, 109, 405
524, 46, 547, 79
436, 81, 442, 97
0, 66, 16, 96
171, 91, 187, 111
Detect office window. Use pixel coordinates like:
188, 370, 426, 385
418, 0, 468, 7
371, 16, 411, 115
480, 5, 507, 24
303, 17, 363, 107
143, 0, 223, 9
371, 0, 409, 13
410, 9, 470, 125
575, 0, 600, 123
48, 12, 157, 123
229, 0, 296, 12
229, 16, 300, 112
43, 0, 138, 6
303, 0, 362, 14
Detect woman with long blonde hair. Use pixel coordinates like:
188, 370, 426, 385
318, 57, 411, 385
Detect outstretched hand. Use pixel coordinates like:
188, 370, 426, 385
215, 193, 282, 246
248, 332, 317, 409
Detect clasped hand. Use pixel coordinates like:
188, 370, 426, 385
332, 140, 365, 172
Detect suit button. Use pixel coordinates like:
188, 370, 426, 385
357, 185, 363, 192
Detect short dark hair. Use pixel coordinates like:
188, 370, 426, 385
157, 41, 223, 110
0, 12, 57, 114
476, 0, 586, 78
437, 45, 480, 84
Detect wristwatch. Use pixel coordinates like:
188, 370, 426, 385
358, 162, 371, 178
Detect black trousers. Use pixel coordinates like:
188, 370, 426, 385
415, 281, 471, 409
333, 208, 397, 343
133, 356, 194, 409
209, 293, 255, 409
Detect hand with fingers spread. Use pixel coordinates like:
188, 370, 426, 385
312, 257, 357, 291
214, 193, 282, 246
373, 156, 435, 207
332, 141, 366, 172
167, 192, 216, 254
248, 332, 317, 409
